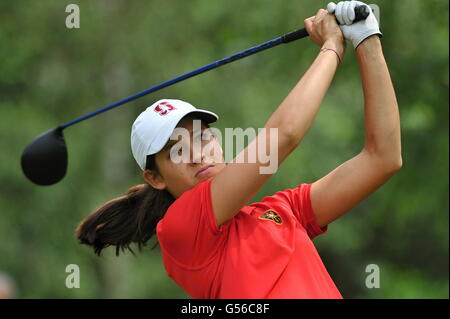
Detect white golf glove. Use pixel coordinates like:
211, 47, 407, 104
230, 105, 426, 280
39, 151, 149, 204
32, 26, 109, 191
327, 1, 382, 49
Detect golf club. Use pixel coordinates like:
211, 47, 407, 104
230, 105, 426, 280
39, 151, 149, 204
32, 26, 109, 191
21, 5, 369, 186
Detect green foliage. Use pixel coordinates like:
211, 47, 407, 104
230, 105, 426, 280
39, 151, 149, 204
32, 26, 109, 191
0, 0, 448, 298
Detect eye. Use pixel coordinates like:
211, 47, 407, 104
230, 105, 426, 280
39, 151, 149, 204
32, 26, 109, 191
197, 129, 215, 141
168, 145, 183, 159
205, 130, 216, 140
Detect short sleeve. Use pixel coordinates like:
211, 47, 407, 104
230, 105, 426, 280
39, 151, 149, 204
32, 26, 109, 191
156, 179, 229, 269
272, 183, 327, 239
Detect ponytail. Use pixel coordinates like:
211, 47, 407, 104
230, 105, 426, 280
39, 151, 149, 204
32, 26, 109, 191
75, 156, 175, 256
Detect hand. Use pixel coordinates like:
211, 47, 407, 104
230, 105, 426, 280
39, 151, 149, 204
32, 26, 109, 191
327, 1, 382, 49
304, 9, 346, 59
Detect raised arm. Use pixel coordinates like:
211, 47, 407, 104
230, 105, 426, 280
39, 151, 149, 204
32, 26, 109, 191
310, 31, 402, 227
211, 9, 345, 226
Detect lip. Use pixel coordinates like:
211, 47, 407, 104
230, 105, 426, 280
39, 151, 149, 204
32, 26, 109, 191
195, 165, 214, 178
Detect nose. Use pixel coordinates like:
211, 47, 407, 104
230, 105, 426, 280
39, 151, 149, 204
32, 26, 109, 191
191, 146, 205, 165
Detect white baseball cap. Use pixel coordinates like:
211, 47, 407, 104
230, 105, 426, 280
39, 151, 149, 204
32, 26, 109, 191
131, 99, 219, 170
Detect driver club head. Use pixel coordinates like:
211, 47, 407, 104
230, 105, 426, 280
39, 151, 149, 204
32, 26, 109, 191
21, 126, 68, 186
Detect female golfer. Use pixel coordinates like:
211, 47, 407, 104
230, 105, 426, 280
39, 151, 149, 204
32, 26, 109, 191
76, 2, 401, 298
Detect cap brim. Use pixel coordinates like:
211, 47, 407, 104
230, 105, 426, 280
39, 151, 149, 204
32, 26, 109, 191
186, 109, 218, 124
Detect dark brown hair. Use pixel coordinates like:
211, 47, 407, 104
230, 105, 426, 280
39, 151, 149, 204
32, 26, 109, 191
75, 155, 175, 256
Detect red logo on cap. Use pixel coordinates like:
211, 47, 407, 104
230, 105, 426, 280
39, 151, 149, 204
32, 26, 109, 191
154, 101, 176, 116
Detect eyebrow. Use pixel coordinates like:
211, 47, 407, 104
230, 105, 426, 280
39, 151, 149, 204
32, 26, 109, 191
163, 139, 178, 151
162, 125, 209, 151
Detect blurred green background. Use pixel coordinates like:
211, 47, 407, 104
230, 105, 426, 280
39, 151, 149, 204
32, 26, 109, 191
0, 0, 448, 298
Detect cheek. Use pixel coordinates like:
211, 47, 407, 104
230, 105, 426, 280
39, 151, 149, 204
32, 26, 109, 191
166, 162, 193, 179
158, 160, 177, 179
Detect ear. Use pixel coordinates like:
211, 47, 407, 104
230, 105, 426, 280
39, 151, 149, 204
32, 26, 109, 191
143, 170, 166, 190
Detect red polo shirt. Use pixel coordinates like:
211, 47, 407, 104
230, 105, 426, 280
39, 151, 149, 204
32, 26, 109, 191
156, 179, 342, 299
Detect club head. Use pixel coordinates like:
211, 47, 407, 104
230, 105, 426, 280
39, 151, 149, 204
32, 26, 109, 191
21, 126, 68, 186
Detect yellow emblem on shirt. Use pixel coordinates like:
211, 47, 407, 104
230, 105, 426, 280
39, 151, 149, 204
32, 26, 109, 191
258, 210, 283, 225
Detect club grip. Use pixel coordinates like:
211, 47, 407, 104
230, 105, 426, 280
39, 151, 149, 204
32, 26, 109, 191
281, 28, 309, 43
354, 4, 371, 22
282, 4, 370, 43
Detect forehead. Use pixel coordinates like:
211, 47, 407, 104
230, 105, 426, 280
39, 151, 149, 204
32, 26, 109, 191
176, 116, 208, 131
171, 117, 209, 139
